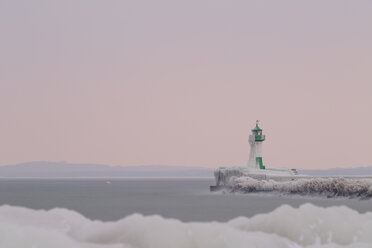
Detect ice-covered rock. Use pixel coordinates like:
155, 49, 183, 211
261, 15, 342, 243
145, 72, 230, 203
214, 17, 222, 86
230, 176, 372, 198
213, 166, 372, 198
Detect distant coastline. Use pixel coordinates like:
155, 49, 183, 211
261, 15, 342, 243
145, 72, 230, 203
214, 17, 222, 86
0, 161, 214, 178
0, 161, 371, 178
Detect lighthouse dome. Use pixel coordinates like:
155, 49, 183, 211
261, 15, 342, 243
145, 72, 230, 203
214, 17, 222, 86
252, 121, 262, 131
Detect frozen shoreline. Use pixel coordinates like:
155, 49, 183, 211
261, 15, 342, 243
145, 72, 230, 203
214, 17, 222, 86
1, 203, 372, 248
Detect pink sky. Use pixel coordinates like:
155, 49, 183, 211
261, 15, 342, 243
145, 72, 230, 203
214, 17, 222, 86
1, 1, 371, 169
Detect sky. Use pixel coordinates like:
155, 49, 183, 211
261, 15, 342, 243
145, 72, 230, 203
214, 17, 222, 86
0, 0, 371, 169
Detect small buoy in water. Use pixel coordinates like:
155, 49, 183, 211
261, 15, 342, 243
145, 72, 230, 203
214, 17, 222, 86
105, 181, 111, 184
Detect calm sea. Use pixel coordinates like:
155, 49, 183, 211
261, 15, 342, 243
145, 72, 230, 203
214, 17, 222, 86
0, 178, 370, 222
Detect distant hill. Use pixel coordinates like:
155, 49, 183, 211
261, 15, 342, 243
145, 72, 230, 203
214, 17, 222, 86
0, 161, 214, 178
0, 161, 370, 178
298, 166, 372, 176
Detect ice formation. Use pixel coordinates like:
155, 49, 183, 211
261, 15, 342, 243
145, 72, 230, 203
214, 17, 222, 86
229, 176, 372, 198
1, 204, 372, 248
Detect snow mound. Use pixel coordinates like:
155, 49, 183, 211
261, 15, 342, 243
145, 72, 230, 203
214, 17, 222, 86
0, 204, 372, 248
230, 176, 372, 198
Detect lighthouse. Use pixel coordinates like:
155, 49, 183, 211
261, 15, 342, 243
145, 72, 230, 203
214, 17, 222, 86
210, 120, 299, 190
247, 120, 266, 170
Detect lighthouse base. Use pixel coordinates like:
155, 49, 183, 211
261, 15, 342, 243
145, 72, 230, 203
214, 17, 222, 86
212, 166, 299, 190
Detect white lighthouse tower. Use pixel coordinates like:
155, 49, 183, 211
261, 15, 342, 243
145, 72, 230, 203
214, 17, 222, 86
211, 120, 299, 190
247, 120, 266, 170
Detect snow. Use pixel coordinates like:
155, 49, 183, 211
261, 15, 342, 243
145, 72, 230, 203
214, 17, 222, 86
0, 204, 372, 248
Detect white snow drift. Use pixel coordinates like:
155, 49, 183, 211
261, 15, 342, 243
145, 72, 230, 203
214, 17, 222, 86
0, 204, 372, 248
230, 176, 372, 198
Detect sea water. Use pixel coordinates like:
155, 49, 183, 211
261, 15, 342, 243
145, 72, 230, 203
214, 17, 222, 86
0, 178, 370, 222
